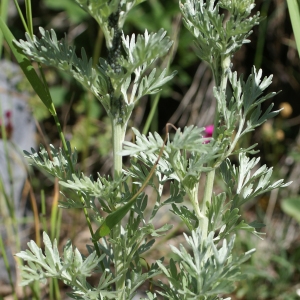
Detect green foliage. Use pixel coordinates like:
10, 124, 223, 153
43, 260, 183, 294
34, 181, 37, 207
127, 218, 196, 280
59, 173, 122, 205
206, 192, 263, 240
15, 26, 175, 121
221, 154, 287, 201
75, 0, 146, 48
16, 232, 119, 299
179, 0, 261, 78
223, 67, 277, 129
157, 229, 255, 299
1, 0, 290, 299
14, 28, 110, 109
122, 125, 215, 158
24, 142, 78, 181
212, 67, 282, 164
112, 29, 176, 104
222, 153, 290, 208
122, 126, 220, 194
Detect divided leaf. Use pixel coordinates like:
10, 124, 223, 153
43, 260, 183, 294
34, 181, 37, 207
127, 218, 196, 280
16, 232, 102, 287
24, 142, 77, 182
15, 28, 111, 111
121, 29, 173, 74
235, 153, 291, 206
157, 228, 255, 299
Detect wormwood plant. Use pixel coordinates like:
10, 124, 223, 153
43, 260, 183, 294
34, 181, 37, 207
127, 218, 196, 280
0, 0, 291, 299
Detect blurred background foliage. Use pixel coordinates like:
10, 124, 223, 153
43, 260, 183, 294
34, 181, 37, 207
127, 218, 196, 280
1, 0, 300, 299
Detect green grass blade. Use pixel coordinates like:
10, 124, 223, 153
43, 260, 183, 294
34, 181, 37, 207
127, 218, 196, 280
0, 17, 55, 115
0, 0, 9, 57
94, 196, 139, 238
287, 0, 300, 57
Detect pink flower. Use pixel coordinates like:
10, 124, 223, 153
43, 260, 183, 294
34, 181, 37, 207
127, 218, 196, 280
203, 125, 214, 144
204, 125, 214, 138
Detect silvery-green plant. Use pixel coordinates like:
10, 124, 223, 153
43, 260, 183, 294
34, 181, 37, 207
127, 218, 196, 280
1, 0, 291, 299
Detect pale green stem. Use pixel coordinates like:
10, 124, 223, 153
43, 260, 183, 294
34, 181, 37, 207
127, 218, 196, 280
186, 182, 208, 239
200, 170, 215, 237
111, 118, 127, 298
200, 55, 231, 239
225, 116, 245, 158
187, 182, 206, 221
172, 158, 206, 232
111, 119, 126, 179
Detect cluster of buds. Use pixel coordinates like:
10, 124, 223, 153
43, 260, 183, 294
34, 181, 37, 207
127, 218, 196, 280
219, 0, 255, 15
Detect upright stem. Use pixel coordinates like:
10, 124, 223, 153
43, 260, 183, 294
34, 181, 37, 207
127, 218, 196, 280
187, 183, 204, 221
200, 55, 231, 238
200, 170, 214, 237
111, 120, 126, 179
106, 7, 127, 295
111, 118, 127, 298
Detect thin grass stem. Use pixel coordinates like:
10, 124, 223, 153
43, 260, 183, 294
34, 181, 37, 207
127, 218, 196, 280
24, 0, 33, 38
0, 0, 9, 57
40, 189, 47, 233
0, 235, 17, 300
143, 93, 160, 135
13, 0, 29, 33
28, 179, 41, 246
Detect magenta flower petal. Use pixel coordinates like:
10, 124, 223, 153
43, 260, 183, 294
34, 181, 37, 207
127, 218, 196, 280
204, 125, 214, 137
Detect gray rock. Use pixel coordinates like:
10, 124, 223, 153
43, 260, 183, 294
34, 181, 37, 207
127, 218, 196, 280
0, 60, 36, 285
